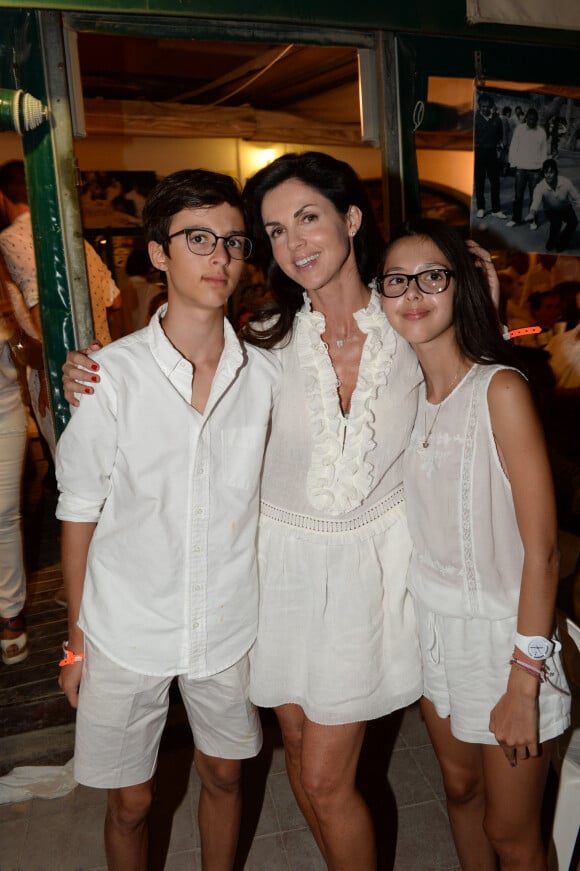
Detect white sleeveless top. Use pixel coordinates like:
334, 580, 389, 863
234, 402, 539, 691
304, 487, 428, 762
404, 363, 524, 619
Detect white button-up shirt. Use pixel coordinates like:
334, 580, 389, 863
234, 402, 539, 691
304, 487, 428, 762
56, 307, 280, 678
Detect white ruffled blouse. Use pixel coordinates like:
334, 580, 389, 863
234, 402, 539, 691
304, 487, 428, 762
260, 291, 422, 518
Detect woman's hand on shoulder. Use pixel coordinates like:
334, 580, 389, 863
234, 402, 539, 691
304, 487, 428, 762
62, 341, 102, 407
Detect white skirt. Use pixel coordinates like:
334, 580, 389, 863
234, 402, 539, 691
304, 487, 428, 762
250, 488, 422, 725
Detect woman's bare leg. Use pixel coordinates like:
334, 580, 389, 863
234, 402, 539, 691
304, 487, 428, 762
274, 704, 327, 860
275, 703, 376, 870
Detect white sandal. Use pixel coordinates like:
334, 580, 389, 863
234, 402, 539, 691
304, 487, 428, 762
1, 615, 29, 665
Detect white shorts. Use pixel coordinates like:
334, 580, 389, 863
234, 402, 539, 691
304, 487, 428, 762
74, 640, 263, 789
415, 598, 571, 745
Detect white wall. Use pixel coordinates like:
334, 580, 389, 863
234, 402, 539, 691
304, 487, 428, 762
1, 129, 473, 200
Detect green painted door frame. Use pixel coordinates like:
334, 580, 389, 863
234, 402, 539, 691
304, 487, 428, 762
1, 9, 93, 438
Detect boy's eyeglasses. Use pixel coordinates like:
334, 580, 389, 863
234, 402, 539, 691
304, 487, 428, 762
168, 228, 253, 261
375, 268, 455, 298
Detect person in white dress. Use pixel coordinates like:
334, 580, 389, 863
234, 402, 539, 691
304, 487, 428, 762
379, 217, 570, 871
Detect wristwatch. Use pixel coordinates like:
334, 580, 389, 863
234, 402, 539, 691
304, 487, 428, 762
514, 632, 562, 661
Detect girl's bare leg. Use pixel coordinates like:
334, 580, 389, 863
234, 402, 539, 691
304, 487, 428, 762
482, 741, 551, 870
420, 697, 496, 871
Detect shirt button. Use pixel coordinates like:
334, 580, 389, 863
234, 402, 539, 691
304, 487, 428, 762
195, 507, 204, 516
193, 545, 201, 553
192, 622, 199, 630
197, 467, 205, 475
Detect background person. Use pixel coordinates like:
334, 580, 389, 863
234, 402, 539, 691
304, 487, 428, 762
0, 254, 43, 665
516, 289, 563, 348
526, 158, 580, 252
121, 246, 163, 332
506, 108, 548, 228
473, 92, 508, 219
0, 160, 122, 457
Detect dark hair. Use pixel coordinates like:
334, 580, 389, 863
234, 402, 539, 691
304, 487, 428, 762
528, 288, 561, 314
242, 151, 384, 348
542, 158, 558, 175
525, 107, 539, 124
553, 280, 580, 328
0, 160, 28, 205
125, 247, 154, 277
142, 169, 244, 255
383, 218, 520, 368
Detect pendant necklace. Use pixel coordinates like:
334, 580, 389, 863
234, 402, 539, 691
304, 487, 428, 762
422, 367, 461, 449
324, 334, 352, 350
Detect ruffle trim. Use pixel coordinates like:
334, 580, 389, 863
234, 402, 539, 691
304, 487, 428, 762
295, 291, 397, 515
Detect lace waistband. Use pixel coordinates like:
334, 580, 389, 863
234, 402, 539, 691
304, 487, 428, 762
260, 486, 405, 534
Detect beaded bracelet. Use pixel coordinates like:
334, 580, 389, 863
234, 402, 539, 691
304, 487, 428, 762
59, 641, 85, 667
509, 655, 545, 683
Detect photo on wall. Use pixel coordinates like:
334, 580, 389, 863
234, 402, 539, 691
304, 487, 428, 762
470, 85, 580, 256
79, 170, 158, 229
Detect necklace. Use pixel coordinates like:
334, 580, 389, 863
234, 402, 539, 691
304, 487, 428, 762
422, 367, 461, 449
323, 333, 354, 349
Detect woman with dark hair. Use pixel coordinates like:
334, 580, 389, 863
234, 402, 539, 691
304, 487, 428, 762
379, 218, 570, 871
238, 152, 425, 867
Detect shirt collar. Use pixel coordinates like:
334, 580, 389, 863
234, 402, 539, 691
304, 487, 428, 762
148, 302, 246, 387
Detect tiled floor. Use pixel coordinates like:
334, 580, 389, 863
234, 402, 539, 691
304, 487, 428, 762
1, 702, 461, 871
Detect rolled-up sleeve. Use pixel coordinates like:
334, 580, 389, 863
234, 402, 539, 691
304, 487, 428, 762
55, 358, 118, 522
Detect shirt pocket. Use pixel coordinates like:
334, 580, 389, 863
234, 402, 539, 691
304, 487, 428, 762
221, 425, 268, 491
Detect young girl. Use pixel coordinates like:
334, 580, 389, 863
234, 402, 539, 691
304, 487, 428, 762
378, 217, 570, 871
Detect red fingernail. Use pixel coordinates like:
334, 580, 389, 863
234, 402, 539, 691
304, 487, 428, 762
84, 387, 92, 394
91, 364, 98, 371
91, 375, 98, 382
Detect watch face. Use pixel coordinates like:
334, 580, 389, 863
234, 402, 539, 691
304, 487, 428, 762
528, 638, 549, 658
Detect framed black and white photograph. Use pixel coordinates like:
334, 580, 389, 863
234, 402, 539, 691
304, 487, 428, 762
470, 85, 580, 256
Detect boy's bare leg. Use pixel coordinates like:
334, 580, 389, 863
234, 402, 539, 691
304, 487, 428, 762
105, 780, 154, 871
194, 749, 243, 871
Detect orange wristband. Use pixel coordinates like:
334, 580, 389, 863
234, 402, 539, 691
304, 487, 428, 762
59, 641, 85, 667
507, 326, 542, 338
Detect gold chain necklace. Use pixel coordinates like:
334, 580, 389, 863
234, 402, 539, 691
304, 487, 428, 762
422, 367, 461, 449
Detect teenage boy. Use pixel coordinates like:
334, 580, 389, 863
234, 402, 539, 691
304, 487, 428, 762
56, 169, 280, 871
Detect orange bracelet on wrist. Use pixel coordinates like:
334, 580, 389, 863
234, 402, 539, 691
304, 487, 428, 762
59, 641, 85, 667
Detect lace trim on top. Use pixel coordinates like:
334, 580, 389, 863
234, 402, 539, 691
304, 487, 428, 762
295, 290, 397, 515
460, 370, 481, 616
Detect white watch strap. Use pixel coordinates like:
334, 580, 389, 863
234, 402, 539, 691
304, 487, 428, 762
514, 632, 562, 658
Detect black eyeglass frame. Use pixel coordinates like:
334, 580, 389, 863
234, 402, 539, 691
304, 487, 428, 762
167, 227, 253, 261
376, 268, 456, 298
